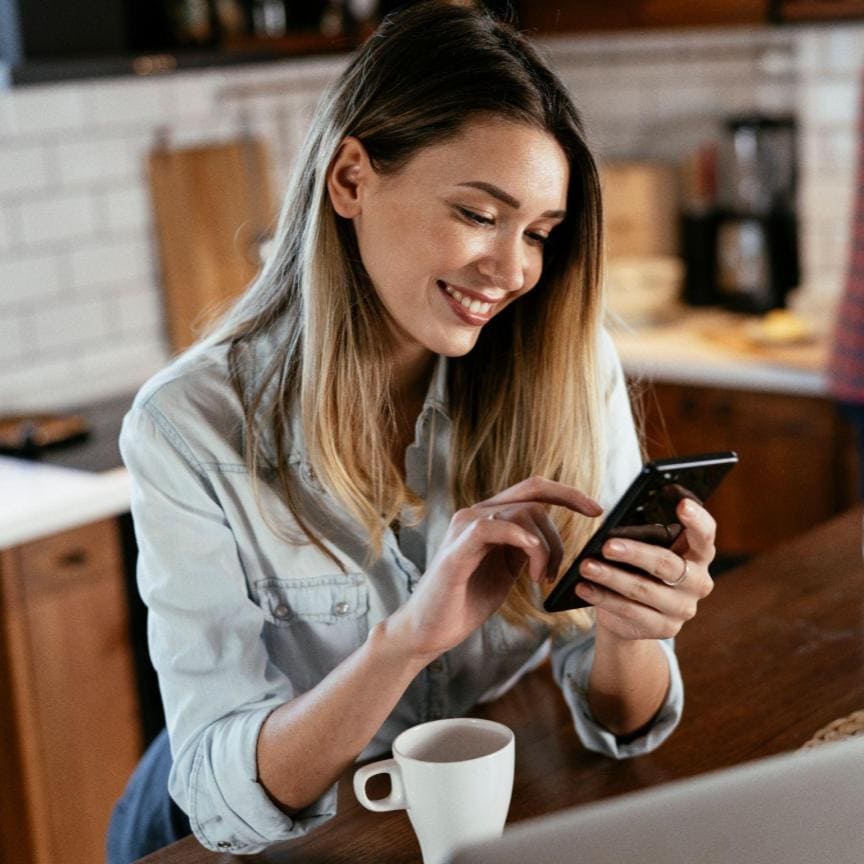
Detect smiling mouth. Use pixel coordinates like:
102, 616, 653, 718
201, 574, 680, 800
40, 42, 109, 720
437, 280, 496, 323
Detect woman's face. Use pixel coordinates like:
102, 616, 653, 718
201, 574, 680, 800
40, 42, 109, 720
329, 118, 569, 371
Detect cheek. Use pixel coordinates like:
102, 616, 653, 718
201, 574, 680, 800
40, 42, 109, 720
521, 252, 546, 294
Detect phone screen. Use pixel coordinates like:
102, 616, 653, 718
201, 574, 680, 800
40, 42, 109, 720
543, 451, 738, 613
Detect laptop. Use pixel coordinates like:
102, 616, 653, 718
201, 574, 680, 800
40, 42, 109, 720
450, 734, 864, 864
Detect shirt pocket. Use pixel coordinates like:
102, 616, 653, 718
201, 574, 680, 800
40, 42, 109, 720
257, 572, 369, 626
255, 573, 370, 693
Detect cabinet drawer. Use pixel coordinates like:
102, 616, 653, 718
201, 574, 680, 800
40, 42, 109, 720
14, 519, 121, 598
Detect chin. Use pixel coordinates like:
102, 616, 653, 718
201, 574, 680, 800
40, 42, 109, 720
434, 334, 481, 358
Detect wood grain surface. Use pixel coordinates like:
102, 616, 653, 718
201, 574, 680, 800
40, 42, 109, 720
148, 138, 275, 352
1, 519, 142, 864
139, 508, 864, 864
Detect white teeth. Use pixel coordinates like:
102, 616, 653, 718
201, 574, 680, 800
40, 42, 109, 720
442, 283, 492, 316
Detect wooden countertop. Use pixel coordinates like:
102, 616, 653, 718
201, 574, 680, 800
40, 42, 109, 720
138, 507, 864, 864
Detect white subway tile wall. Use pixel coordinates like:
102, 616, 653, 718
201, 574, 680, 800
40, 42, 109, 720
1, 27, 864, 411
798, 27, 864, 301
0, 253, 61, 305
0, 205, 10, 253
0, 56, 345, 411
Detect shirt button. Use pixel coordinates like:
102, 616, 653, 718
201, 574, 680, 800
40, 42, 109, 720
333, 600, 351, 616
216, 841, 232, 849
428, 659, 445, 673
274, 604, 290, 619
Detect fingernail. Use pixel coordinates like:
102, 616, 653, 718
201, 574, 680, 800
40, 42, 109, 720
576, 582, 594, 598
682, 499, 697, 517
583, 560, 600, 575
607, 540, 625, 555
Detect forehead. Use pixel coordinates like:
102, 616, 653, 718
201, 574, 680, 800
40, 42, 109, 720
387, 119, 570, 214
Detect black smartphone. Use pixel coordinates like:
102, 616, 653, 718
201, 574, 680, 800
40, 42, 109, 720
543, 451, 738, 613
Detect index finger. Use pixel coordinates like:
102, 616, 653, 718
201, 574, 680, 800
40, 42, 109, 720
482, 476, 603, 517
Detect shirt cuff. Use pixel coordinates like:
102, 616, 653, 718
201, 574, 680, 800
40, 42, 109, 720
171, 706, 338, 854
554, 637, 684, 760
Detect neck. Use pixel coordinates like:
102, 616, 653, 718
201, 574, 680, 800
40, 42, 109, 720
391, 348, 437, 415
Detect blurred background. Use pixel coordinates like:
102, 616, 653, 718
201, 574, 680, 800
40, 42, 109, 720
2, 3, 864, 861
0, 0, 860, 408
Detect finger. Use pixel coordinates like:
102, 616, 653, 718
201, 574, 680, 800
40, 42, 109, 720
579, 559, 698, 619
599, 537, 691, 587
462, 516, 549, 584
676, 498, 717, 562
486, 504, 565, 583
575, 580, 680, 639
492, 509, 555, 585
529, 509, 564, 582
482, 476, 603, 517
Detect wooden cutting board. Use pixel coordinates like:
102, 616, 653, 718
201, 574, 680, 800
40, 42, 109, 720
148, 137, 276, 352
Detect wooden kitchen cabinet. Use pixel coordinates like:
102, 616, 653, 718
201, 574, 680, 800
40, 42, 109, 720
771, 0, 864, 22
516, 0, 770, 33
639, 382, 859, 556
0, 519, 142, 864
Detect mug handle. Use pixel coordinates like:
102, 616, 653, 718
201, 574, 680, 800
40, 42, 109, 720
353, 758, 406, 812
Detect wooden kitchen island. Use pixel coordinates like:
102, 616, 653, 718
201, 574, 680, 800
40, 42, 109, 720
0, 459, 139, 864
139, 507, 864, 864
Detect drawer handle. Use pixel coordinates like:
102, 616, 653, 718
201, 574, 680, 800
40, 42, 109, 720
58, 549, 88, 568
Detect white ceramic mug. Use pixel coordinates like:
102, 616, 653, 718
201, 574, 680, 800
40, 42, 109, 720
353, 718, 514, 864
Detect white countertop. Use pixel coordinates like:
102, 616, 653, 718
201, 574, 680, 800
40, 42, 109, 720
612, 310, 828, 397
0, 311, 832, 550
0, 456, 131, 549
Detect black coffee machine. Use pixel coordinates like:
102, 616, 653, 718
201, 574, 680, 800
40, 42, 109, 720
682, 114, 799, 313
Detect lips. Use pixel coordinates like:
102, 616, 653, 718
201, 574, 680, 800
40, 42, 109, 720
436, 280, 497, 326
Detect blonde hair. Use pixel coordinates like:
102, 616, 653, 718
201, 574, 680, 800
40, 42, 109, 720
213, 2, 606, 631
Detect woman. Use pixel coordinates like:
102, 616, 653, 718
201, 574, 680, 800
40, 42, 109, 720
108, 2, 716, 860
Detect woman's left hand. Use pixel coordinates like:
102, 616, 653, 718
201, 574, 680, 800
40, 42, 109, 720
574, 497, 716, 640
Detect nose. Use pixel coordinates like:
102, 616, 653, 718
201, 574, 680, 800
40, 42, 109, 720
476, 233, 528, 294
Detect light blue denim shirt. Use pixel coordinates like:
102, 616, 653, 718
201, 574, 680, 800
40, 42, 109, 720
119, 327, 683, 854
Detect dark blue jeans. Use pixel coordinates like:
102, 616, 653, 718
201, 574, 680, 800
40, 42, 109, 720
106, 728, 191, 864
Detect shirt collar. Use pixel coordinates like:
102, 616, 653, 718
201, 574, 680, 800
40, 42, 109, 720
247, 326, 451, 469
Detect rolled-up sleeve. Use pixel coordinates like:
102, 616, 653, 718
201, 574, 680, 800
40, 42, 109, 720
550, 632, 684, 759
120, 400, 336, 853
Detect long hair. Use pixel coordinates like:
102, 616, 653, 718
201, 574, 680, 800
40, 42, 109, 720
213, 1, 606, 630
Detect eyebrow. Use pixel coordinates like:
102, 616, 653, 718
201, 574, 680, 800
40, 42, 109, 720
456, 181, 567, 219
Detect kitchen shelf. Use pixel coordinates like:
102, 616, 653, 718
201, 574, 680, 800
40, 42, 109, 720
772, 0, 864, 21
5, 31, 359, 86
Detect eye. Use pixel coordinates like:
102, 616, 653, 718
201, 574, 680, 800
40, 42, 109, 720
456, 206, 494, 227
525, 231, 550, 248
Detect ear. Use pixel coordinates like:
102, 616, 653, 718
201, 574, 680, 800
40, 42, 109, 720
327, 136, 373, 219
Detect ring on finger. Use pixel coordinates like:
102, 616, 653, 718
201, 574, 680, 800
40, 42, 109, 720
662, 557, 689, 587
487, 511, 500, 521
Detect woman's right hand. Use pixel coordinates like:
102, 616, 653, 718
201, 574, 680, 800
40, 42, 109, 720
386, 477, 603, 662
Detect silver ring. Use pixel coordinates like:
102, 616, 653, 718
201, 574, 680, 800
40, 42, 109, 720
662, 558, 689, 587
487, 511, 500, 521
